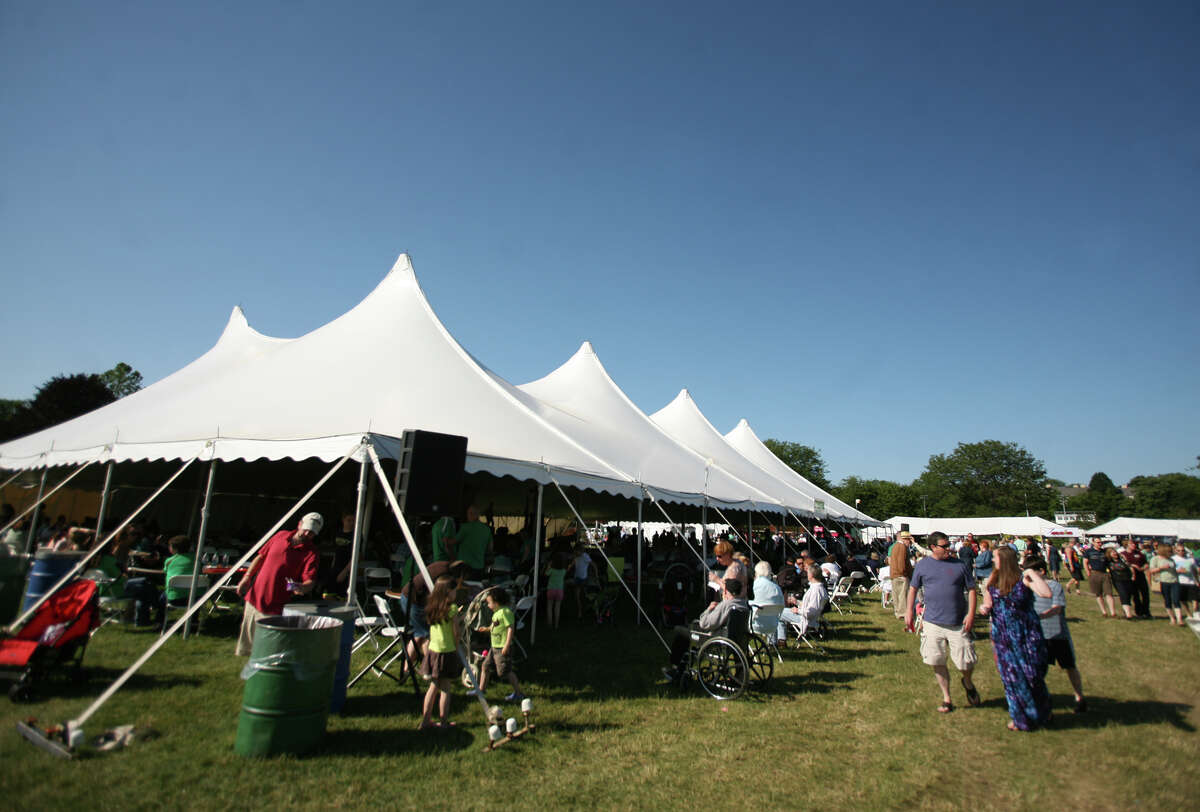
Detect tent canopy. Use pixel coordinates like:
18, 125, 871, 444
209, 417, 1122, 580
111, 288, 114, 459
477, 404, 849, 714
882, 516, 1081, 537
514, 341, 795, 512
1086, 517, 1200, 542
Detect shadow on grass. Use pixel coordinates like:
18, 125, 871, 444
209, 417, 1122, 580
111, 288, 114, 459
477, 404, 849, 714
974, 695, 1195, 731
321, 719, 617, 757
11, 667, 203, 705
768, 670, 866, 695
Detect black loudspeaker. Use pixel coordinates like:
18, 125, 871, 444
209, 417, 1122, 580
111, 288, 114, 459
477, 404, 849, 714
397, 430, 468, 517
900, 523, 910, 533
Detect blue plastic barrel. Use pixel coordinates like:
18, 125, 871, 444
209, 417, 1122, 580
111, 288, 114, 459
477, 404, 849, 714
21, 550, 86, 612
283, 601, 356, 713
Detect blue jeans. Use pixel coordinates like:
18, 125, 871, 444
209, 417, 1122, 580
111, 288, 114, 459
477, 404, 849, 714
123, 577, 164, 624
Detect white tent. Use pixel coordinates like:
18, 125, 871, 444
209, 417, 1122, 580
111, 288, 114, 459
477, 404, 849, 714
882, 516, 1081, 537
723, 419, 879, 524
1087, 517, 1200, 542
513, 342, 797, 511
648, 390, 819, 518
0, 255, 644, 498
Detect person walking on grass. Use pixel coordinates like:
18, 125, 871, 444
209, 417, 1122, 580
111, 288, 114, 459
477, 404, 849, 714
889, 531, 914, 622
1148, 543, 1184, 625
544, 551, 568, 629
1082, 537, 1117, 618
419, 576, 463, 730
981, 547, 1053, 731
906, 531, 981, 714
473, 587, 524, 703
1026, 556, 1087, 713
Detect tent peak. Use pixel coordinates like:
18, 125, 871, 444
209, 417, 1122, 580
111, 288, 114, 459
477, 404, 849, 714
578, 340, 596, 356
387, 253, 416, 280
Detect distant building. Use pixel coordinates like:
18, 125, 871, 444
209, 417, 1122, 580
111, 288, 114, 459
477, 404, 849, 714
1055, 511, 1096, 526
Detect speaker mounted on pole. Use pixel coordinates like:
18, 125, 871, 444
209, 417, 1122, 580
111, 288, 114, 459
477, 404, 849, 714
396, 430, 468, 518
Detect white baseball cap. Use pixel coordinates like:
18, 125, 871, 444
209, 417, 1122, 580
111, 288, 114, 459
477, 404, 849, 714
299, 512, 324, 533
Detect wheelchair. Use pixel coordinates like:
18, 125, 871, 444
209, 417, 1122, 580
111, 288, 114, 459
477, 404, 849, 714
668, 607, 774, 700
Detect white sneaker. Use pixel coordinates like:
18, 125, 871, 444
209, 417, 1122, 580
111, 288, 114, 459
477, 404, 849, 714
466, 688, 483, 697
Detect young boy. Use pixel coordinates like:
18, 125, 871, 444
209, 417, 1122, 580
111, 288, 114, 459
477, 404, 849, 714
475, 587, 524, 702
1028, 556, 1087, 712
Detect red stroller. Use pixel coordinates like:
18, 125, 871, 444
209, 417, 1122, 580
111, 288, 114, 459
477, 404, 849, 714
0, 579, 100, 701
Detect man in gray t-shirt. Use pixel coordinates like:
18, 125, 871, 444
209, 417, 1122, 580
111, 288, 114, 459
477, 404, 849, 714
906, 531, 980, 713
1030, 557, 1087, 712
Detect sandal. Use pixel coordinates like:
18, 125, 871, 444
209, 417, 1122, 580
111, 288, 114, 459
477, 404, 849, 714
962, 679, 981, 707
937, 700, 954, 714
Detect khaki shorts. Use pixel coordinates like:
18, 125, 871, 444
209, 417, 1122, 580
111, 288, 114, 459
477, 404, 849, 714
1088, 572, 1113, 597
236, 601, 268, 656
920, 620, 977, 671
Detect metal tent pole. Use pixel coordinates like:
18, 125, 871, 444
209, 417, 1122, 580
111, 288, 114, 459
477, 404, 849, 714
24, 468, 49, 555
636, 498, 643, 626
345, 448, 371, 610
1, 460, 97, 539
530, 483, 544, 645
93, 461, 115, 546
184, 459, 218, 639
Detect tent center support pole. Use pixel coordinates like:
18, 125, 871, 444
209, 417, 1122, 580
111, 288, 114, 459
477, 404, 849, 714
184, 458, 218, 640
530, 483, 543, 645
345, 445, 371, 611
635, 498, 643, 626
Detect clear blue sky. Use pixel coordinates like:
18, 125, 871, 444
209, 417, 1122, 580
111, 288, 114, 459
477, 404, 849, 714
2, 1, 1197, 488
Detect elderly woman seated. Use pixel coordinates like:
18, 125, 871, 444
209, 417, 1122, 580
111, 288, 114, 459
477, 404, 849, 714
752, 561, 784, 605
777, 564, 829, 644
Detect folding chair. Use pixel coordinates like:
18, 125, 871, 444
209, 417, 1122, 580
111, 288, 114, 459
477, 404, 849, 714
511, 594, 536, 659
749, 602, 784, 663
828, 577, 854, 615
512, 574, 530, 598
82, 568, 132, 628
348, 594, 422, 693
876, 565, 893, 607
162, 575, 210, 635
779, 604, 825, 655
849, 571, 867, 598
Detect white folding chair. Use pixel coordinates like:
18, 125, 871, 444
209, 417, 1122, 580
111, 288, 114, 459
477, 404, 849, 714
779, 601, 826, 655
82, 568, 133, 628
849, 571, 867, 598
513, 573, 531, 598
162, 575, 211, 634
750, 601, 785, 662
877, 565, 893, 607
828, 577, 854, 614
512, 594, 536, 659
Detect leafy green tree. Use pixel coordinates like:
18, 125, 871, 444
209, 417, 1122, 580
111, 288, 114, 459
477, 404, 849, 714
763, 439, 830, 489
834, 476, 921, 518
1128, 473, 1200, 518
914, 440, 1048, 517
100, 362, 143, 398
22, 374, 114, 434
1070, 471, 1125, 523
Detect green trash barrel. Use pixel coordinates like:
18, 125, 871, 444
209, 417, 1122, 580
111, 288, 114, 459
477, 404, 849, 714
0, 555, 30, 624
235, 614, 344, 757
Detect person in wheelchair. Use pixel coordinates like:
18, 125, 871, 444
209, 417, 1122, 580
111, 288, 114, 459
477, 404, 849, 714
662, 577, 748, 682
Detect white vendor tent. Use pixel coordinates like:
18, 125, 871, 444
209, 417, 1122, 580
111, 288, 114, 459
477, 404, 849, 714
1087, 517, 1200, 542
648, 390, 821, 519
723, 419, 880, 525
882, 516, 1081, 537
0, 254, 643, 498
513, 342, 797, 512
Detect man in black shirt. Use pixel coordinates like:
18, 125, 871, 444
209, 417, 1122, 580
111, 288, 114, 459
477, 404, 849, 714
1082, 538, 1116, 618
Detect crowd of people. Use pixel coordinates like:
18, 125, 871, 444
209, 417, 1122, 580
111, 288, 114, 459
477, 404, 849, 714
884, 529, 1200, 732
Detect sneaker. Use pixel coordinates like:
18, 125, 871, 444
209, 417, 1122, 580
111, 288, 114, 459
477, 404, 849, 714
465, 688, 483, 698
504, 691, 525, 703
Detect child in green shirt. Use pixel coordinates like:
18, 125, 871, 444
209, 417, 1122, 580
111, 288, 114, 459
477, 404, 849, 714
475, 587, 524, 702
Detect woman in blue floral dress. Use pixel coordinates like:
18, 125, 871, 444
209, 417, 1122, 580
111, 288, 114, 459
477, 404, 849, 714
982, 546, 1054, 731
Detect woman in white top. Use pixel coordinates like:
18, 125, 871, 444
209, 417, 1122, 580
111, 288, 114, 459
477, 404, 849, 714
777, 565, 829, 642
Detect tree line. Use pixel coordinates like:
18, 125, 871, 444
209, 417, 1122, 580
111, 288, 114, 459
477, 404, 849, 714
764, 439, 1200, 524
0, 363, 142, 443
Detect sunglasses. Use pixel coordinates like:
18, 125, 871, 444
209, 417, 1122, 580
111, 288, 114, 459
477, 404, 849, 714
934, 543, 952, 549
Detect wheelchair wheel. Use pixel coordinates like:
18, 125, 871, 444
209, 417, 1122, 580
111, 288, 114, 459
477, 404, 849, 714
745, 634, 774, 689
695, 638, 748, 700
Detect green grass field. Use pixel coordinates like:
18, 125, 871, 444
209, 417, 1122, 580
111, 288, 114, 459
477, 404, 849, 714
1, 586, 1197, 811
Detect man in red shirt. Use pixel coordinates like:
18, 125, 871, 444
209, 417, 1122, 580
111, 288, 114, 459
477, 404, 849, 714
235, 512, 322, 656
